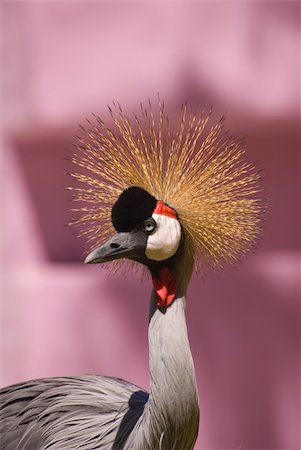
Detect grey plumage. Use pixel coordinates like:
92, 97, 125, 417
1, 293, 199, 449
0, 375, 148, 449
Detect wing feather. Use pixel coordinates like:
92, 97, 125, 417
0, 376, 148, 449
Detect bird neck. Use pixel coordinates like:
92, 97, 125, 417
142, 288, 199, 449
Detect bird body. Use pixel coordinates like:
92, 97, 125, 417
1, 292, 199, 449
0, 101, 263, 449
1, 375, 148, 449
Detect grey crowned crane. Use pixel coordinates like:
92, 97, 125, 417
0, 102, 263, 449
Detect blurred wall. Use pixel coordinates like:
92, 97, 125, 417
1, 2, 299, 449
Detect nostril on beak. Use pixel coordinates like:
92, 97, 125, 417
110, 243, 120, 249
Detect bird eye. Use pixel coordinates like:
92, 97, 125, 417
144, 218, 157, 234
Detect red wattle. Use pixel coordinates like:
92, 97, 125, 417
152, 268, 177, 307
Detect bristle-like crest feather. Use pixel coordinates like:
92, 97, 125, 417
70, 101, 264, 271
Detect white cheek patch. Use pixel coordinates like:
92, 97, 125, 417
145, 213, 181, 261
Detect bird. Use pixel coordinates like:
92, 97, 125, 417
0, 100, 263, 449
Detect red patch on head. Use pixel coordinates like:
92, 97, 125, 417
153, 201, 177, 219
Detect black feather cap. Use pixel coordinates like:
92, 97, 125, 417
111, 187, 157, 232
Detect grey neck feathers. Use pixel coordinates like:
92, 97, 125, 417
131, 278, 199, 449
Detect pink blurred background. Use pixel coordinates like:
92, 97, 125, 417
1, 2, 300, 449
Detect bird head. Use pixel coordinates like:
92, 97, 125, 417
84, 186, 185, 307
69, 100, 264, 307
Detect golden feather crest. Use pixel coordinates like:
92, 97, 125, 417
69, 100, 263, 271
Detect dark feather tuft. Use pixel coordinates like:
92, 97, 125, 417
111, 187, 157, 232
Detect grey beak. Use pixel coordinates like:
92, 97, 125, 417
84, 232, 146, 264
